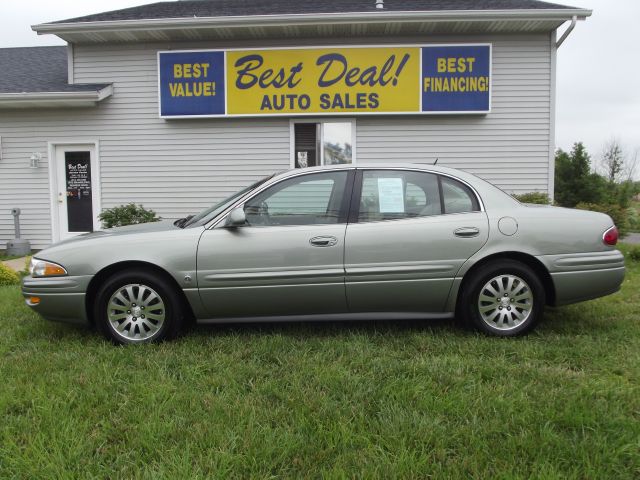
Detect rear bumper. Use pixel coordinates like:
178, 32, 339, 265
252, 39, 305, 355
21, 275, 92, 325
537, 250, 625, 306
550, 267, 625, 306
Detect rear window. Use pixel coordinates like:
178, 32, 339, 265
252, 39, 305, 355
441, 177, 480, 214
356, 170, 481, 222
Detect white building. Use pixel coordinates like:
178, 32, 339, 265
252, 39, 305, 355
0, 0, 590, 250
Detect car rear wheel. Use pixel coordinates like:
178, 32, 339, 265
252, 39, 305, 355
458, 260, 545, 336
94, 269, 183, 344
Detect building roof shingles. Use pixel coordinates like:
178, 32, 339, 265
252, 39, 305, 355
0, 47, 109, 94
53, 0, 576, 24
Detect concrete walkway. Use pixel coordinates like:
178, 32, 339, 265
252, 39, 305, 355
1, 257, 27, 273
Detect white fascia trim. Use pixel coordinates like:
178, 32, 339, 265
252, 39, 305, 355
67, 43, 74, 84
0, 85, 113, 103
32, 8, 592, 34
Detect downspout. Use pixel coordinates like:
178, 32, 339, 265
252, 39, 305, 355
556, 15, 577, 48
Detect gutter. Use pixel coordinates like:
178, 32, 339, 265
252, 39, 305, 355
0, 85, 113, 105
32, 9, 592, 35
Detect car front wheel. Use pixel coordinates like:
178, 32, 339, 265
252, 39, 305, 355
459, 260, 545, 336
94, 269, 183, 344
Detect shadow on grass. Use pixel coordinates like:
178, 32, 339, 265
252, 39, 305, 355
24, 304, 619, 344
186, 316, 460, 341
184, 302, 620, 341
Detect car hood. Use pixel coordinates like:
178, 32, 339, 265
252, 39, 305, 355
103, 220, 180, 235
47, 220, 180, 248
33, 219, 204, 277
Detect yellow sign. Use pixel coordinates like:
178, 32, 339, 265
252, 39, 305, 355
226, 47, 420, 115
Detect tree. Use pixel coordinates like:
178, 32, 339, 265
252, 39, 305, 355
554, 142, 606, 208
601, 139, 624, 183
600, 140, 637, 208
626, 148, 639, 182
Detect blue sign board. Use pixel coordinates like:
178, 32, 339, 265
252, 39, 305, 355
158, 51, 226, 117
421, 45, 491, 113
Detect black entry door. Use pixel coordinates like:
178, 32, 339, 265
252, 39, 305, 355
65, 151, 94, 232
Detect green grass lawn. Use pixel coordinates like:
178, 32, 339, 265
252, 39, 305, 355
1, 250, 639, 478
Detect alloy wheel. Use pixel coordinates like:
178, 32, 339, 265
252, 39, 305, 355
477, 274, 533, 331
107, 284, 166, 342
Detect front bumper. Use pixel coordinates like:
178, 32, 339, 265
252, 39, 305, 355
22, 275, 93, 325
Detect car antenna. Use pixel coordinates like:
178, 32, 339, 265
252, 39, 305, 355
433, 158, 439, 165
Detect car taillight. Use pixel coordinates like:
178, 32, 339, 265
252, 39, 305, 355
603, 226, 618, 246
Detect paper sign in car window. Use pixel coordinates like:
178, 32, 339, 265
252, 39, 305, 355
377, 177, 405, 213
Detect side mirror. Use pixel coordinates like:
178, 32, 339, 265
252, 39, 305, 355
225, 208, 247, 227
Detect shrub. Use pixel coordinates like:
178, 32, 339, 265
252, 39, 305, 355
575, 202, 630, 238
627, 207, 640, 233
22, 256, 32, 277
0, 262, 20, 286
513, 192, 551, 205
628, 246, 640, 262
99, 204, 160, 229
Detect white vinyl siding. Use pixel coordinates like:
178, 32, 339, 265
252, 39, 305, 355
0, 114, 289, 249
0, 34, 553, 250
356, 36, 552, 188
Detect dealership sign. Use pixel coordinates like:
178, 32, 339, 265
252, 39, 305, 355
158, 44, 491, 118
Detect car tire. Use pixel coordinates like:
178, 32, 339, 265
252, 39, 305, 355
458, 260, 545, 337
94, 269, 183, 345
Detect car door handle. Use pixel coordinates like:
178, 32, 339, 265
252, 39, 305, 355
454, 227, 480, 238
310, 236, 338, 247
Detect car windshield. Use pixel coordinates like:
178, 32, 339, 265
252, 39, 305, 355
183, 175, 274, 227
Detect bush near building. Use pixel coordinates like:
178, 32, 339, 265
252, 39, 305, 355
513, 192, 551, 205
0, 263, 20, 286
98, 203, 160, 229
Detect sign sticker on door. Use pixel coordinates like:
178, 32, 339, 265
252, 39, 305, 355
377, 177, 405, 213
297, 151, 309, 168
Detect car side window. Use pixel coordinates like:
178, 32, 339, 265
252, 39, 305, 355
244, 171, 348, 226
358, 170, 442, 222
441, 177, 480, 214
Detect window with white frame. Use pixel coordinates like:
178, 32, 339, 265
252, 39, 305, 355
291, 120, 356, 168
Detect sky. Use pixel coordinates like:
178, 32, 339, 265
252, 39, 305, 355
555, 0, 639, 170
0, 0, 638, 171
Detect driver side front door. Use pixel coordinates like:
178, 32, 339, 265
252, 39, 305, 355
196, 170, 354, 319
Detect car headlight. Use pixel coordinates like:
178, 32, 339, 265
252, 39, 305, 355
29, 258, 68, 277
